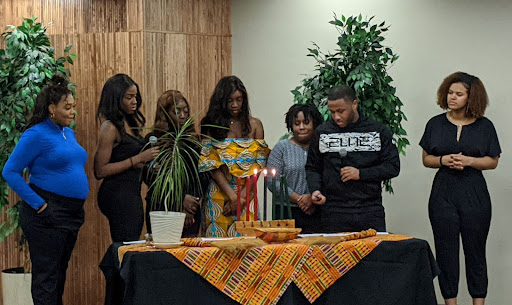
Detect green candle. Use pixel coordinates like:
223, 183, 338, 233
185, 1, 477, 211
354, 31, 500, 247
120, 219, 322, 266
283, 176, 292, 219
271, 170, 276, 220
280, 176, 284, 220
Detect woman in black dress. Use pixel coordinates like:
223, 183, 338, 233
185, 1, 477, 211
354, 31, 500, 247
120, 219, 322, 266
94, 74, 159, 242
420, 72, 501, 305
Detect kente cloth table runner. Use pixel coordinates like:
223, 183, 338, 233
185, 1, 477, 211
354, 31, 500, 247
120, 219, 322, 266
118, 233, 411, 305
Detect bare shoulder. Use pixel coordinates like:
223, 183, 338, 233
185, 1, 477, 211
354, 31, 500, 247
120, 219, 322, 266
250, 116, 263, 129
98, 120, 120, 142
249, 116, 264, 138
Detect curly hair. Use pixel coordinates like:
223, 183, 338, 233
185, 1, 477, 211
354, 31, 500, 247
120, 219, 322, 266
27, 75, 72, 129
437, 72, 488, 118
96, 74, 145, 136
200, 76, 250, 140
285, 103, 324, 132
153, 90, 192, 138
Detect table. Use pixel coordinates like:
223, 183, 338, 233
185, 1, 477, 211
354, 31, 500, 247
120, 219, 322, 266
100, 238, 439, 305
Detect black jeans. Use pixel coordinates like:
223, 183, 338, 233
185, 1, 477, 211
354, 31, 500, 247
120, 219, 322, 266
320, 208, 386, 233
20, 185, 85, 305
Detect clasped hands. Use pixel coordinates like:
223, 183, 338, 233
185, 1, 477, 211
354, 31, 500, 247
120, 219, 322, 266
224, 187, 248, 217
441, 153, 473, 170
296, 194, 315, 215
182, 194, 200, 227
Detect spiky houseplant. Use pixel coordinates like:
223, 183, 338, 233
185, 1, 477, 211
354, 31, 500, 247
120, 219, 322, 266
149, 116, 204, 213
291, 14, 409, 192
0, 17, 76, 242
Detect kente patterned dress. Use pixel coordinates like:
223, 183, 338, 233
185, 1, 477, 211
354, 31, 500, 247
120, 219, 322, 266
199, 138, 270, 237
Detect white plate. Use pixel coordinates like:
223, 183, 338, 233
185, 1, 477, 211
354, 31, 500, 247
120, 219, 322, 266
152, 242, 183, 249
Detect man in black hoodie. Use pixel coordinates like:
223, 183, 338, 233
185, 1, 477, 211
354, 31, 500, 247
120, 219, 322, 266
305, 85, 400, 232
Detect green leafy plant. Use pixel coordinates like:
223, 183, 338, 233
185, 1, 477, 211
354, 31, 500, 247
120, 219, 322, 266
0, 17, 76, 241
291, 14, 409, 192
149, 117, 204, 213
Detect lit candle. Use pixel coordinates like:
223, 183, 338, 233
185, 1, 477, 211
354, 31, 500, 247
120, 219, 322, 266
253, 169, 258, 221
236, 177, 242, 220
271, 169, 276, 220
246, 175, 251, 221
262, 168, 268, 221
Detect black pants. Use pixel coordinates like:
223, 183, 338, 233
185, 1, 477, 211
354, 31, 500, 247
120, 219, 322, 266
274, 205, 322, 234
20, 185, 84, 305
429, 172, 491, 299
320, 208, 386, 233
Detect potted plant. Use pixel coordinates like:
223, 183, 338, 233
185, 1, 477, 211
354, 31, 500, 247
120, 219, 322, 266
147, 115, 205, 244
0, 17, 75, 304
291, 14, 409, 192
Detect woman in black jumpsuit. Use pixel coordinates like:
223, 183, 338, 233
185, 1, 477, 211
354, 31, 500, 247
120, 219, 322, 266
94, 74, 159, 242
420, 72, 500, 305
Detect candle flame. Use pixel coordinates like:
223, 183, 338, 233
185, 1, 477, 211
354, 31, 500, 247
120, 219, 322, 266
263, 168, 268, 175
253, 168, 258, 175
271, 168, 276, 176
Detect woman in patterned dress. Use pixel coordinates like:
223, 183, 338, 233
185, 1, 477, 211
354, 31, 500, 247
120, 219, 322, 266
200, 76, 269, 237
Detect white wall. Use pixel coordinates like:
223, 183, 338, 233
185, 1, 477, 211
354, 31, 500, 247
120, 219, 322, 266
232, 1, 511, 304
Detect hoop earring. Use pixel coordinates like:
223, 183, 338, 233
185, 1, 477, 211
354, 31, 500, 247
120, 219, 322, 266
51, 113, 55, 119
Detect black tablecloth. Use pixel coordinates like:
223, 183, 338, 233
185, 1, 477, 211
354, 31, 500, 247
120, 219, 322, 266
100, 238, 439, 305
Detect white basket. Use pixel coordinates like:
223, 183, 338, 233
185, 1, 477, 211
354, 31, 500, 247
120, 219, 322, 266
149, 211, 186, 243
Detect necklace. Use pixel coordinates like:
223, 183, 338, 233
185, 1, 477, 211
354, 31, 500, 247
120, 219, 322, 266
447, 112, 468, 143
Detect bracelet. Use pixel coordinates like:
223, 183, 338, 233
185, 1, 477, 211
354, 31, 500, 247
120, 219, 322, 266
36, 202, 47, 214
129, 157, 134, 168
439, 155, 443, 167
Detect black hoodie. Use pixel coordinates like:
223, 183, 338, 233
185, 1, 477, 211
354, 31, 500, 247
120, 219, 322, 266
306, 115, 400, 213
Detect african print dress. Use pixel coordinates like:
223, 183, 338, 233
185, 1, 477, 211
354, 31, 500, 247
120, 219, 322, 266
199, 138, 270, 237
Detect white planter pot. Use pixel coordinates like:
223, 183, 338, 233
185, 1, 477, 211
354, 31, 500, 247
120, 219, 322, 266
149, 211, 186, 243
1, 268, 33, 305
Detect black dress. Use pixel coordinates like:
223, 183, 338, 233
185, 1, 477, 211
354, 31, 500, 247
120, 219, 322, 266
98, 132, 145, 242
419, 113, 501, 299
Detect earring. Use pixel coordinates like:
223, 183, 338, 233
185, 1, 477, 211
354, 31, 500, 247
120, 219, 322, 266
51, 113, 55, 119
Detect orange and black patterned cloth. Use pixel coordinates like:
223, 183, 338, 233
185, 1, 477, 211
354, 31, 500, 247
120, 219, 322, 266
119, 233, 411, 305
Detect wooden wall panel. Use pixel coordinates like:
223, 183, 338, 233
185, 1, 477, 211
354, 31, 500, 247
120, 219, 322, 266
1, 1, 230, 304
145, 0, 231, 35
0, 0, 143, 35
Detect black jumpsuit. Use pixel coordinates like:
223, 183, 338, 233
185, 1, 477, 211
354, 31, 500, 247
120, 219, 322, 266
98, 132, 145, 242
419, 113, 501, 299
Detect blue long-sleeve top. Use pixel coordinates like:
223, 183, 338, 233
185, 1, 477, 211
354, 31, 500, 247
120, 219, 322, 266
2, 119, 89, 209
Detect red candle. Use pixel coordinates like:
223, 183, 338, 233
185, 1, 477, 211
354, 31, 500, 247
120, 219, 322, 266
253, 169, 258, 221
246, 175, 251, 221
236, 177, 242, 220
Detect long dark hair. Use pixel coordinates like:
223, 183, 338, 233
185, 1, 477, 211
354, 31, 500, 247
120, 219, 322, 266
200, 76, 250, 140
26, 75, 72, 129
96, 74, 145, 136
153, 90, 193, 138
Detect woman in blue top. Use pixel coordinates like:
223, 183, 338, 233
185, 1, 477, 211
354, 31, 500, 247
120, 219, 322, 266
2, 76, 89, 305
